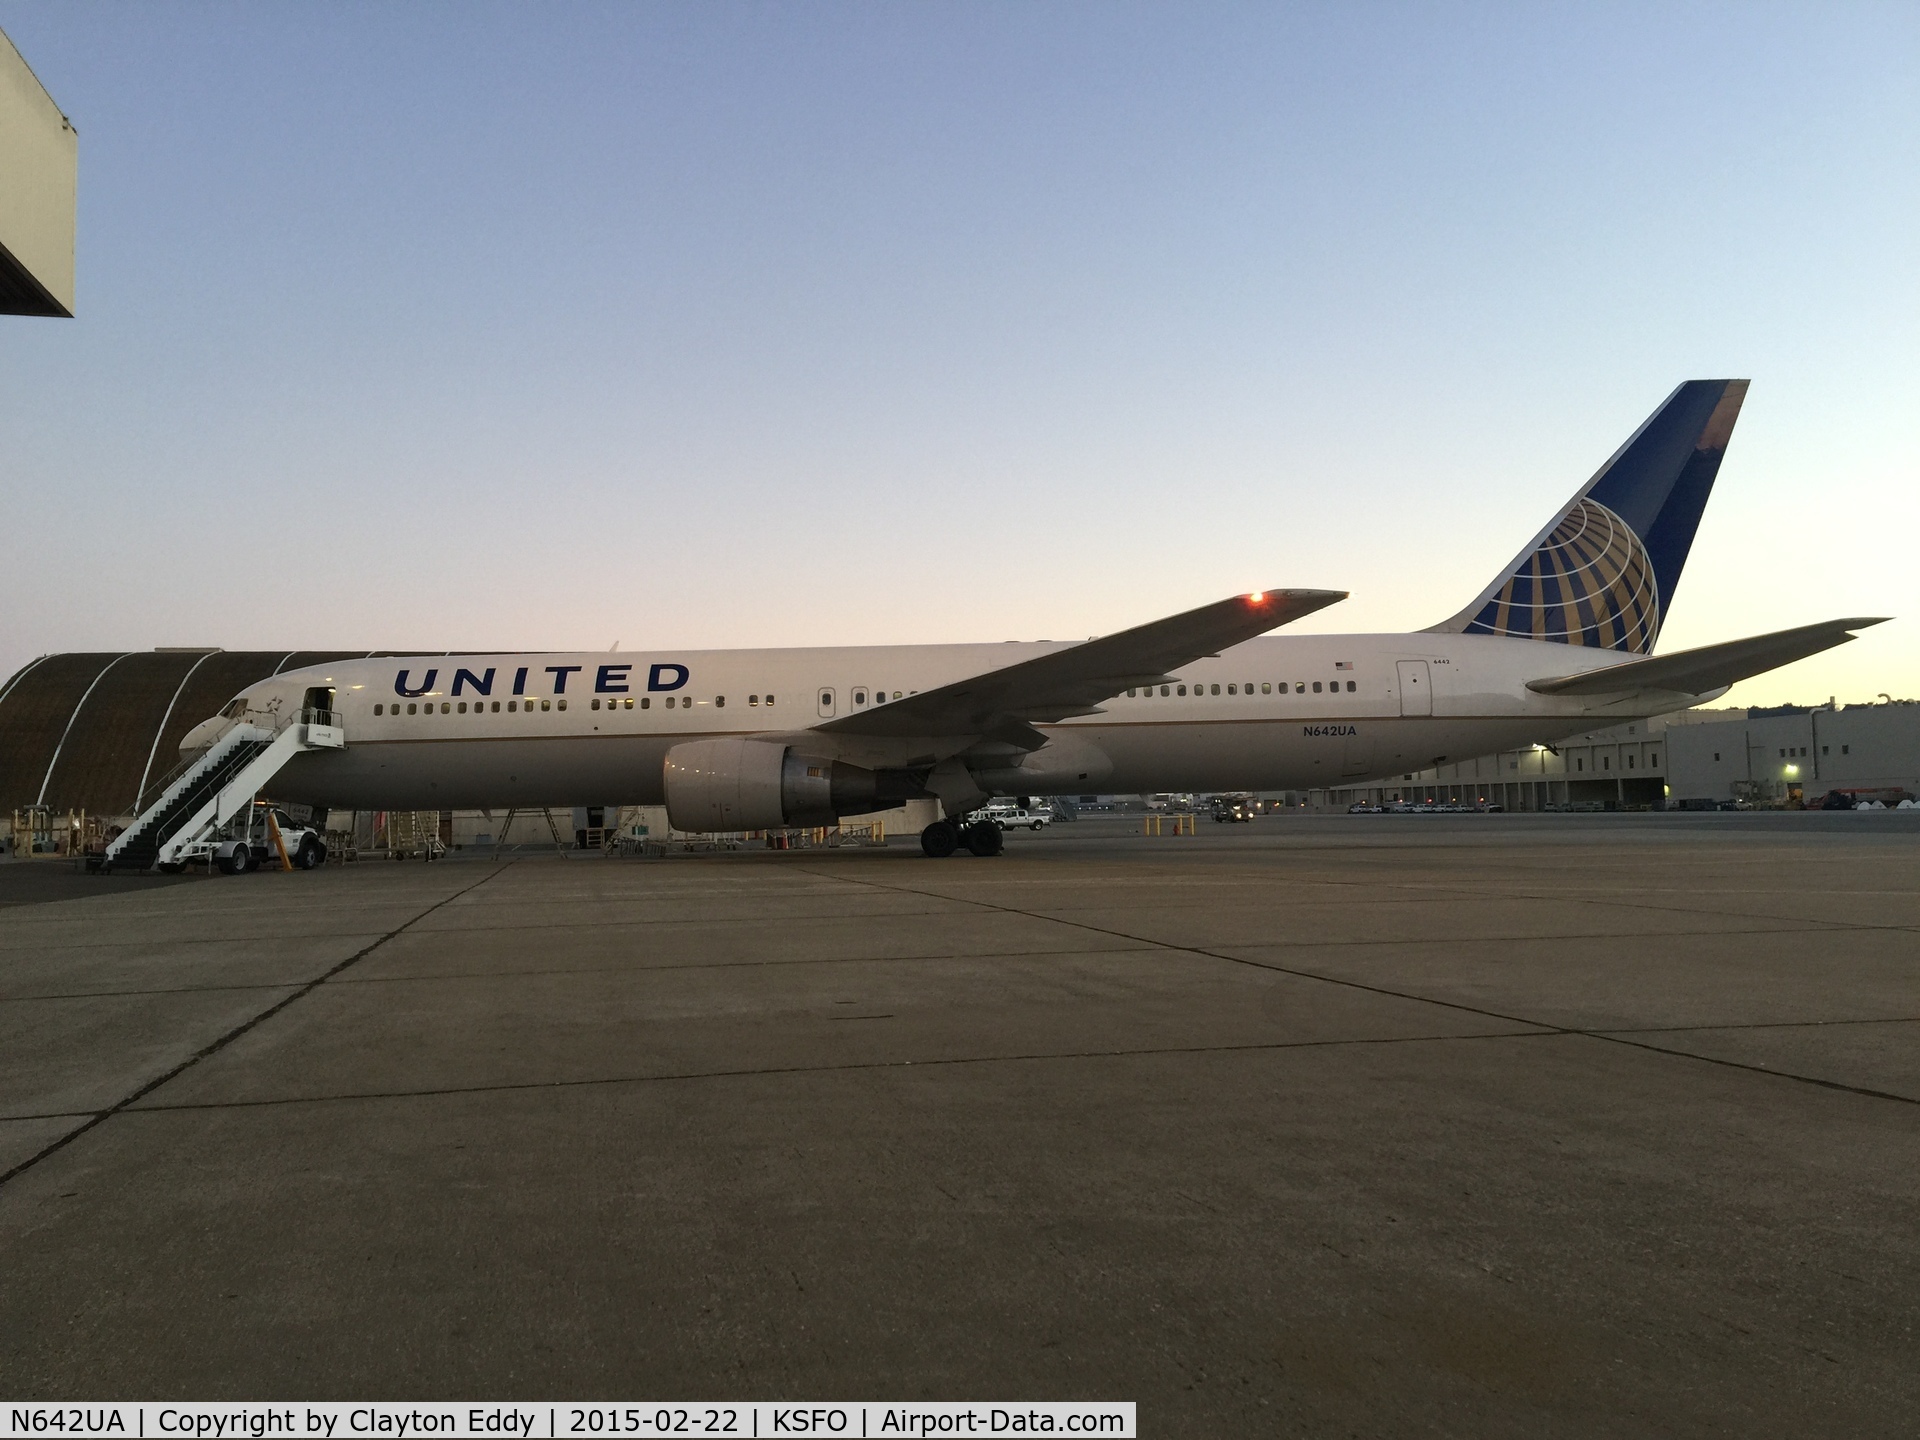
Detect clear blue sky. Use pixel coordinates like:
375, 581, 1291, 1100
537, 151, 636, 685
3, 2, 1915, 705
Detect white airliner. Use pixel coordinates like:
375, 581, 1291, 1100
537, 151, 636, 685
180, 380, 1884, 856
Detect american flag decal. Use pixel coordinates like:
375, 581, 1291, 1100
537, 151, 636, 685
1334, 661, 1353, 670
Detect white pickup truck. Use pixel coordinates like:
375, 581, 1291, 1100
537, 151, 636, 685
205, 807, 329, 874
981, 803, 1052, 832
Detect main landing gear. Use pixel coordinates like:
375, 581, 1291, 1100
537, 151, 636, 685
920, 819, 1004, 858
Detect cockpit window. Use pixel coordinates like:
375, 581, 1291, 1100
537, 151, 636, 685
223, 699, 249, 719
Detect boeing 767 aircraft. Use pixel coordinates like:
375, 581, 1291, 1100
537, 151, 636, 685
121, 380, 1884, 863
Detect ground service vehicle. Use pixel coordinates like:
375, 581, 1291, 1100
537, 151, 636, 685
161, 806, 328, 874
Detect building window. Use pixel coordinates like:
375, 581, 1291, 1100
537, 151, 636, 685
1627, 755, 1634, 769
1576, 758, 1584, 771
1650, 751, 1657, 766
1822, 745, 1828, 755
1842, 745, 1850, 755
1603, 756, 1610, 769
1713, 752, 1719, 762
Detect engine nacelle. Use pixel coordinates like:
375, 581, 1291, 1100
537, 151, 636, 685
662, 738, 883, 832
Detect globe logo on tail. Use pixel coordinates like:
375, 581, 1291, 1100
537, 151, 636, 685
1463, 498, 1660, 653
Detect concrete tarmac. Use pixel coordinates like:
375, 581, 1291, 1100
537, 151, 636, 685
1, 813, 1916, 1436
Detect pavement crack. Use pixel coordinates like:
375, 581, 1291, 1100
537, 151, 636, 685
800, 866, 1920, 1110
0, 864, 514, 1191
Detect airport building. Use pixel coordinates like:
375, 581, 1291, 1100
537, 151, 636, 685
1322, 702, 1920, 810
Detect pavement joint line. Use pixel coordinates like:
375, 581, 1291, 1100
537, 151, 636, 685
1595, 1015, 1920, 1036
802, 868, 1920, 1110
0, 864, 515, 1192
0, 981, 344, 1003
113, 1027, 1556, 1114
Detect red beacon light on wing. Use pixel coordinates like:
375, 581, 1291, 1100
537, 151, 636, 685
1247, 591, 1267, 603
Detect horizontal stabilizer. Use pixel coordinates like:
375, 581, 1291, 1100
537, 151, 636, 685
1525, 617, 1889, 698
820, 588, 1347, 738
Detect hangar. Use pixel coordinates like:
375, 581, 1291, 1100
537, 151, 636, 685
0, 649, 384, 820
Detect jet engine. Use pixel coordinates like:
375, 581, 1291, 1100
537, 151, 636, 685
662, 738, 893, 832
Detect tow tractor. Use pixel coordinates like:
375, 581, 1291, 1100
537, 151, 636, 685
165, 802, 329, 874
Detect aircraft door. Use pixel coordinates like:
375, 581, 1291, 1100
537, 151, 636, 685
817, 687, 836, 718
1396, 660, 1432, 717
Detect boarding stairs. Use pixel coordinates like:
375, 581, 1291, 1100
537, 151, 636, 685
101, 708, 345, 872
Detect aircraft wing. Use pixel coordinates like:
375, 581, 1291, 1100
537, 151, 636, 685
1525, 617, 1889, 698
816, 588, 1347, 742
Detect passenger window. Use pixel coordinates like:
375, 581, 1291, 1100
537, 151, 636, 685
407, 703, 417, 714
541, 699, 551, 711
750, 694, 759, 705
1312, 682, 1322, 693
491, 701, 501, 712
441, 702, 451, 714
641, 697, 650, 709
1295, 683, 1305, 693
591, 699, 601, 710
374, 703, 384, 715
854, 690, 867, 706
458, 701, 468, 713
1177, 684, 1187, 696
1128, 689, 1137, 697
1346, 680, 1356, 692
624, 698, 633, 709
1261, 683, 1271, 694
717, 696, 726, 707
1210, 684, 1220, 695
558, 699, 568, 711
1160, 686, 1169, 697
766, 694, 776, 705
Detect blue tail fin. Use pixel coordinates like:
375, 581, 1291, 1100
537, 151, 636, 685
1431, 379, 1748, 653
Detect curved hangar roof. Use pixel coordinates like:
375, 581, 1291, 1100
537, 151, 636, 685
0, 649, 382, 817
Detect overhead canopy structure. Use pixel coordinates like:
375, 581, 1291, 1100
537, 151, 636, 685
0, 24, 77, 317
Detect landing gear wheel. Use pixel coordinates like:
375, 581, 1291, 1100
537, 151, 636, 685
964, 822, 1004, 857
920, 821, 959, 858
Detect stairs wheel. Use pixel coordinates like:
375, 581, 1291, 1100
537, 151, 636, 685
964, 822, 1004, 857
920, 821, 959, 858
157, 861, 184, 874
